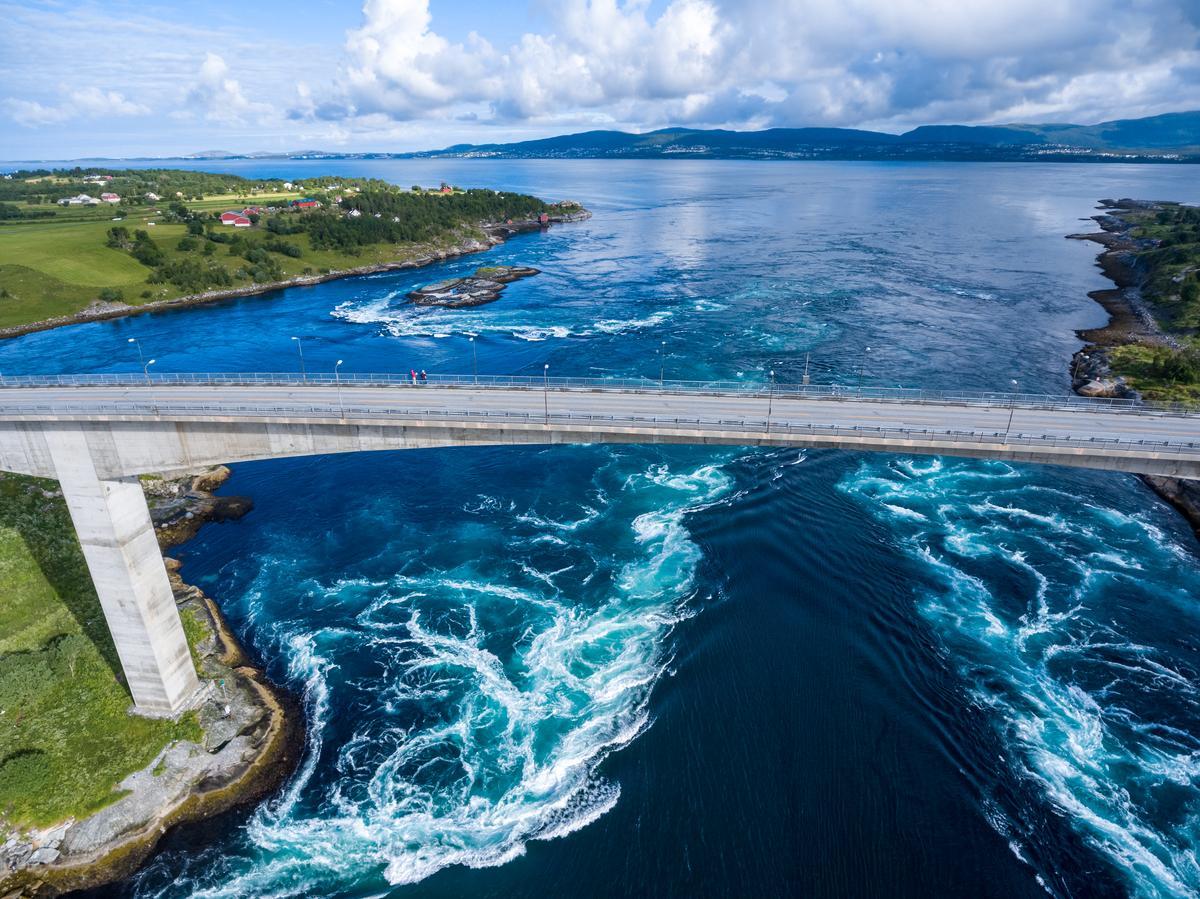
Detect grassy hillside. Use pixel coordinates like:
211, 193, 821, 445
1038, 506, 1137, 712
0, 475, 200, 828
0, 168, 564, 331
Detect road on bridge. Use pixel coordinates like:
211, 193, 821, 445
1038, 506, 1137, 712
3, 382, 1198, 447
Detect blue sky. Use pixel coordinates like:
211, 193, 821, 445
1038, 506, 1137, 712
2, 0, 1199, 159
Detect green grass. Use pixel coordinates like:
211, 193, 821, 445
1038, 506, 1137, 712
0, 475, 202, 829
1107, 343, 1200, 404
0, 199, 483, 329
0, 218, 149, 287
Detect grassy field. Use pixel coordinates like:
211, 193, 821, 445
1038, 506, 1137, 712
0, 168, 561, 331
0, 195, 481, 329
0, 475, 201, 829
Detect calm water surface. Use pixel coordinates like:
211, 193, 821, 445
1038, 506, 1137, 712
6, 160, 1200, 898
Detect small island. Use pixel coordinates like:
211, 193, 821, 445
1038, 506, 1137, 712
408, 265, 540, 307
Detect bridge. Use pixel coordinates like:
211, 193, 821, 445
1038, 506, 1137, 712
2, 372, 1197, 715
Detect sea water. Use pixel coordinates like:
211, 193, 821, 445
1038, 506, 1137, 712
2, 159, 1198, 897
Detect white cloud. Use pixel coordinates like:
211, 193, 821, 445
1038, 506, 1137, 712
313, 0, 1200, 134
3, 86, 148, 127
181, 52, 270, 125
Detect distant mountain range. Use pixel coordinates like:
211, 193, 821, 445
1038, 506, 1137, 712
165, 110, 1190, 164
401, 111, 1200, 162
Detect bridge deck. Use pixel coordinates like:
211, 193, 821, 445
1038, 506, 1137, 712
0, 375, 1196, 483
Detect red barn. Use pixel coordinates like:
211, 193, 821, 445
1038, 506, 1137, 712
220, 211, 251, 227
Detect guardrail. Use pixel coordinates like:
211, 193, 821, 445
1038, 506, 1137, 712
1, 400, 1198, 457
1, 372, 1197, 417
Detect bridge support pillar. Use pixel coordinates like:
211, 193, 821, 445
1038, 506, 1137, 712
44, 427, 201, 716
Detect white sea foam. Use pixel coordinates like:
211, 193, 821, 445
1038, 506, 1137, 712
191, 458, 735, 897
331, 294, 672, 342
840, 456, 1200, 897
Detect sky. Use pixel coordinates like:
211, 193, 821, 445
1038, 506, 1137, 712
2, 0, 1199, 159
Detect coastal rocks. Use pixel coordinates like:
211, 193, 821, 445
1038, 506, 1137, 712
1070, 348, 1137, 398
1141, 476, 1200, 539
408, 265, 540, 308
145, 465, 253, 547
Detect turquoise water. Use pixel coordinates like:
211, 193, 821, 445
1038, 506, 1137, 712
5, 160, 1199, 897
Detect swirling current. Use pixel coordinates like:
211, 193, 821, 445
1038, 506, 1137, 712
2, 159, 1198, 898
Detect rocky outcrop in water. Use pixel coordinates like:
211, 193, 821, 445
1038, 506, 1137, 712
408, 265, 541, 308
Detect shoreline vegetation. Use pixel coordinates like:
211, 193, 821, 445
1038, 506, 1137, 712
0, 467, 300, 897
1067, 199, 1200, 534
0, 167, 590, 338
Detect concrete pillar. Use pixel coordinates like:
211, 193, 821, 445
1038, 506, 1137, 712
44, 427, 201, 715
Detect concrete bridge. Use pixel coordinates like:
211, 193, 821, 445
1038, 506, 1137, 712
2, 372, 1197, 715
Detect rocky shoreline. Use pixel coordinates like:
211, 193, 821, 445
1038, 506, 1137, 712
1067, 199, 1200, 538
0, 210, 590, 342
0, 468, 301, 897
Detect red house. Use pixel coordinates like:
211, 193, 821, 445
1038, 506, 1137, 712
219, 211, 251, 227
290, 198, 319, 209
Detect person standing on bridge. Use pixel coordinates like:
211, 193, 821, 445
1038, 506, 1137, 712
420, 370, 428, 383
410, 369, 418, 385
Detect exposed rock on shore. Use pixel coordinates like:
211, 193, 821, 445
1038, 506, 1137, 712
0, 467, 298, 897
408, 265, 540, 307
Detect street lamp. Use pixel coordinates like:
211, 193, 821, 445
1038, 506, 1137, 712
1004, 379, 1018, 443
767, 369, 775, 434
144, 358, 157, 413
127, 337, 144, 368
291, 336, 306, 380
857, 346, 872, 394
659, 341, 666, 387
335, 359, 344, 418
543, 363, 550, 423
802, 353, 811, 387
469, 336, 478, 385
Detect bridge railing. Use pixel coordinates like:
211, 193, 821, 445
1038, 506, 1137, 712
2, 399, 1198, 457
1, 372, 1197, 416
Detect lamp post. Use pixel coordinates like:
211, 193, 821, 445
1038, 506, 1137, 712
1004, 379, 1018, 443
543, 363, 550, 423
470, 336, 478, 385
291, 336, 306, 380
767, 369, 775, 434
335, 359, 344, 418
856, 346, 871, 395
144, 358, 157, 413
127, 337, 144, 369
659, 341, 666, 387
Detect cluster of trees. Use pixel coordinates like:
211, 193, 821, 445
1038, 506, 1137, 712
147, 259, 234, 292
1147, 347, 1200, 384
304, 188, 549, 253
0, 168, 286, 205
0, 202, 54, 221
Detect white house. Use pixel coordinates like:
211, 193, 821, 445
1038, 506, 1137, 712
58, 193, 100, 206
145, 192, 160, 201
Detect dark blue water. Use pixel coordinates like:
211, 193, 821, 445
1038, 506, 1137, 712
10, 160, 1200, 898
